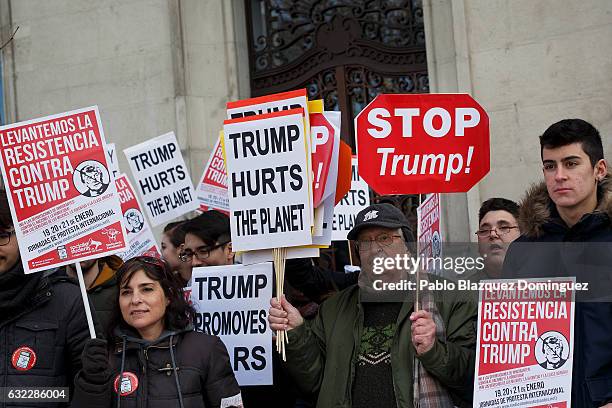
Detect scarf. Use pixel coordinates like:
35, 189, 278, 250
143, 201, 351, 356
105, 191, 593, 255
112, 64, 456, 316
0, 260, 42, 321
413, 267, 454, 408
358, 242, 455, 406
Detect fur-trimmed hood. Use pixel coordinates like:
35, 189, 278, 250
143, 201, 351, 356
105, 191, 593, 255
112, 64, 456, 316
518, 171, 612, 238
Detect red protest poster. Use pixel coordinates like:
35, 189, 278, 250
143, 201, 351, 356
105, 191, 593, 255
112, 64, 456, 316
115, 174, 160, 260
0, 106, 127, 273
196, 135, 229, 214
417, 193, 442, 257
474, 278, 575, 407
417, 193, 442, 262
310, 112, 335, 208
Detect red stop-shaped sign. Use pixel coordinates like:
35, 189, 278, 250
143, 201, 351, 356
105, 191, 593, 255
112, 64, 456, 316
355, 94, 490, 194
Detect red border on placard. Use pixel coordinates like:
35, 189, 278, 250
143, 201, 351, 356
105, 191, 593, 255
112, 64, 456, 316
223, 108, 305, 125
226, 89, 307, 109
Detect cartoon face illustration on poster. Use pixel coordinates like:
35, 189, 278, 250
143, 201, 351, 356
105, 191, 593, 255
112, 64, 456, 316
57, 245, 68, 260
535, 331, 570, 370
73, 160, 111, 197
123, 208, 145, 234
431, 230, 442, 258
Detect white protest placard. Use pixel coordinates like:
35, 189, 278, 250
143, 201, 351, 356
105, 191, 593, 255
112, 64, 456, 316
196, 134, 229, 214
0, 106, 127, 273
332, 156, 370, 241
473, 277, 575, 407
115, 174, 161, 260
226, 89, 313, 224
191, 263, 273, 386
124, 132, 198, 227
106, 143, 120, 180
241, 110, 340, 263
240, 246, 320, 265
313, 111, 341, 246
223, 109, 312, 251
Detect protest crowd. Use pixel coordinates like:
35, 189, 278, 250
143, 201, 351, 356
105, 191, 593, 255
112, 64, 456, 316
0, 89, 611, 408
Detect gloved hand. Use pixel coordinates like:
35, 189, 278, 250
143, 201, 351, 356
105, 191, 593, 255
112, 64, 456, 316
81, 338, 110, 385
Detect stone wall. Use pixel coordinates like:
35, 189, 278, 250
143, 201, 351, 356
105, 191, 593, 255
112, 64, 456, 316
424, 0, 612, 240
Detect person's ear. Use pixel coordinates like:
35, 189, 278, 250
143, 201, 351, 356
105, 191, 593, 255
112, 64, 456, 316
595, 159, 607, 182
226, 242, 234, 262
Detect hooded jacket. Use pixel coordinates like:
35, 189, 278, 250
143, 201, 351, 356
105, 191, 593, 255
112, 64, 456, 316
283, 280, 477, 408
72, 327, 241, 408
0, 260, 90, 408
503, 173, 612, 407
87, 256, 123, 332
52, 255, 123, 333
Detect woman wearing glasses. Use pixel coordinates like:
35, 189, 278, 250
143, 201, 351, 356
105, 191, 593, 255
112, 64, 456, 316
72, 256, 242, 408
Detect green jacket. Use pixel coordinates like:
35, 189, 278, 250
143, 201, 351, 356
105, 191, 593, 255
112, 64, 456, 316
285, 280, 477, 408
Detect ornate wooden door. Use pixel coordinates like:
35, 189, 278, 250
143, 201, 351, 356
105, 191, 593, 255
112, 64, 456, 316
246, 0, 429, 150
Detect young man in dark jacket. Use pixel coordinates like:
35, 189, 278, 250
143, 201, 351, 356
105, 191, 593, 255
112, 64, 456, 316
0, 189, 91, 407
503, 118, 612, 407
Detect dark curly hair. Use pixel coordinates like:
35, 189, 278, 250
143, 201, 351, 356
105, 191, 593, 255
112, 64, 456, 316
107, 256, 195, 340
163, 220, 187, 248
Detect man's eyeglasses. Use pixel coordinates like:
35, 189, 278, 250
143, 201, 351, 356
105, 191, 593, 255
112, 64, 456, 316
356, 234, 402, 252
475, 226, 518, 238
180, 241, 229, 263
0, 230, 14, 246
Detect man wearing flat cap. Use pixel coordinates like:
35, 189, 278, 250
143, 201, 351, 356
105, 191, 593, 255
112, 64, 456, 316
269, 203, 477, 408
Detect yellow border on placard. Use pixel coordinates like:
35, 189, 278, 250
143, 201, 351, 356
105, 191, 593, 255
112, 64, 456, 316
308, 99, 324, 113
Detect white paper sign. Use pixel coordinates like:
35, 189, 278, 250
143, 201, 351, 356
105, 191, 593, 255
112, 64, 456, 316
313, 111, 341, 246
106, 143, 120, 180
332, 156, 370, 241
123, 132, 198, 226
240, 246, 320, 265
223, 109, 312, 251
191, 263, 273, 386
115, 174, 161, 260
226, 89, 314, 224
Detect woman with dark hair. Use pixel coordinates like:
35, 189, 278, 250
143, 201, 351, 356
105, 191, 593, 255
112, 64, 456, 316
72, 256, 242, 408
161, 221, 192, 285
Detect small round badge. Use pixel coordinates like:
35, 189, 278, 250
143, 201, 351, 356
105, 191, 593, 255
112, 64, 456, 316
11, 346, 37, 371
114, 372, 139, 396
